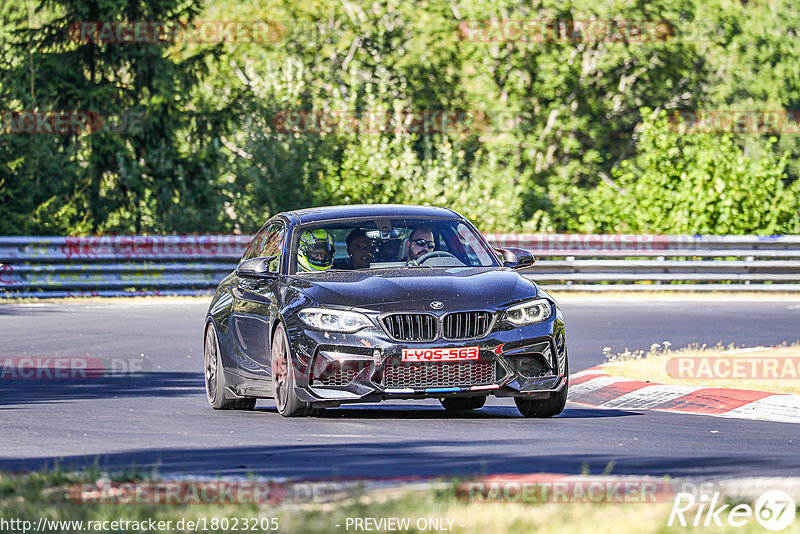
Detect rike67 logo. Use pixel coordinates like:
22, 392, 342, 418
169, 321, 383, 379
669, 489, 796, 531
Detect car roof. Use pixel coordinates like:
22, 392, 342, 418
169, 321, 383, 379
285, 204, 461, 224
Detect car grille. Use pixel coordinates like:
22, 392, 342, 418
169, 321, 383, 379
383, 361, 496, 389
381, 311, 494, 341
442, 311, 493, 340
512, 354, 551, 378
381, 313, 437, 341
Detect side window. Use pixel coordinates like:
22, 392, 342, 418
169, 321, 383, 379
242, 226, 270, 261
258, 223, 285, 272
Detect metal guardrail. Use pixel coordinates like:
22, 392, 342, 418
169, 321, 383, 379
1, 234, 799, 298
0, 236, 245, 298
494, 234, 800, 291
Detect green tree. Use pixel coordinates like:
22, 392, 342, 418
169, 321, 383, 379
218, 0, 523, 232
0, 0, 230, 234
576, 109, 800, 234
2, 0, 800, 236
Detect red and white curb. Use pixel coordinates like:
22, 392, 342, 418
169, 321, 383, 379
568, 367, 800, 424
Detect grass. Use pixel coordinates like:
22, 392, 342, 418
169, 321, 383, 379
2, 470, 798, 533
601, 343, 800, 394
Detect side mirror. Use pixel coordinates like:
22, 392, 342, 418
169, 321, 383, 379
496, 248, 536, 269
236, 256, 277, 278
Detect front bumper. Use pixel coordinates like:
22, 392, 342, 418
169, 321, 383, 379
283, 310, 568, 407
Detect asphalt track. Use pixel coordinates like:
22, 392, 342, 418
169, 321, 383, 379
1, 296, 799, 480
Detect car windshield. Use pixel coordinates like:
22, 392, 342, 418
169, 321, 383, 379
292, 218, 500, 273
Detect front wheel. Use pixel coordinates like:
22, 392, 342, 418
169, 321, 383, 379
271, 322, 313, 417
514, 356, 568, 418
204, 322, 256, 410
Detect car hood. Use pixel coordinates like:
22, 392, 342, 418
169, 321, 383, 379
287, 267, 539, 312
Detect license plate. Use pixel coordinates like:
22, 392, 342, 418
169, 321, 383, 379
401, 346, 479, 362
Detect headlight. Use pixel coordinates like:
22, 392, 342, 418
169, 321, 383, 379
298, 308, 373, 333
503, 299, 552, 326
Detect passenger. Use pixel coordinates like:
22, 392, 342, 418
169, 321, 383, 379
406, 225, 435, 265
297, 229, 334, 272
346, 229, 373, 269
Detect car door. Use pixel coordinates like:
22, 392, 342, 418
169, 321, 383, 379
230, 221, 285, 382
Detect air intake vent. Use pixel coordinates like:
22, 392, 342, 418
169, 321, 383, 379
442, 311, 493, 340
310, 359, 369, 387
381, 313, 438, 341
513, 354, 551, 378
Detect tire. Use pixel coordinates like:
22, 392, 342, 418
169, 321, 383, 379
271, 322, 313, 417
514, 354, 568, 418
204, 322, 256, 410
440, 396, 487, 411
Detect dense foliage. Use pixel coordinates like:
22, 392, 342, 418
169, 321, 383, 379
1, 0, 798, 235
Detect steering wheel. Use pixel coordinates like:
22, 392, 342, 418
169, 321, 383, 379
410, 250, 459, 266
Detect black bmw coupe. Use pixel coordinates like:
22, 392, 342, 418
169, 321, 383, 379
204, 204, 568, 417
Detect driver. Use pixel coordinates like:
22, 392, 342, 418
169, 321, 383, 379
406, 226, 435, 265
297, 229, 335, 272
